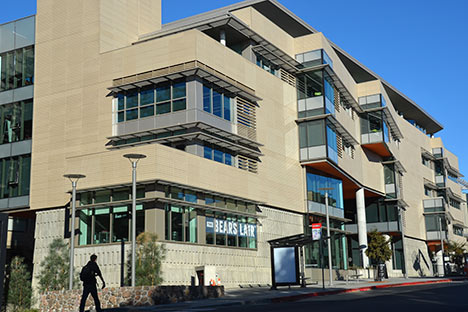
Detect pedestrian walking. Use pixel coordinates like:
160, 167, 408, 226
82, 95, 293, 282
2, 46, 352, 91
79, 254, 106, 312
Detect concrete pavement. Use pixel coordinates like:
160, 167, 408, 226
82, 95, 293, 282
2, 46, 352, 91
103, 276, 467, 311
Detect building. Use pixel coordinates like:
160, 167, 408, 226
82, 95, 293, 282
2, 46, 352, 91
0, 0, 461, 289
0, 16, 35, 268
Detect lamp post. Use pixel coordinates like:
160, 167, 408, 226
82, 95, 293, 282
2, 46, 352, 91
319, 187, 334, 287
397, 207, 408, 279
63, 174, 86, 291
123, 153, 146, 287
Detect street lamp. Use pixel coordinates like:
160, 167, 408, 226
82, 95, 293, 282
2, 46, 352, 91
64, 174, 86, 290
319, 187, 334, 287
123, 153, 146, 287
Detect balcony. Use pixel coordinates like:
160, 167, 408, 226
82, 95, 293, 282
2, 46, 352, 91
426, 231, 447, 241
423, 197, 446, 213
296, 49, 333, 69
345, 221, 400, 234
435, 175, 445, 187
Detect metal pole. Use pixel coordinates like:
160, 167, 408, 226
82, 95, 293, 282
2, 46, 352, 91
69, 180, 77, 290
131, 161, 137, 287
325, 192, 333, 286
439, 216, 445, 276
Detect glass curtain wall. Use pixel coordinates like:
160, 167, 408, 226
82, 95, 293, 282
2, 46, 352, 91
297, 70, 335, 118
0, 154, 31, 199
306, 171, 343, 209
0, 46, 34, 91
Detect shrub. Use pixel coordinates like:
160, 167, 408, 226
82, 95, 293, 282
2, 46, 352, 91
365, 230, 392, 265
7, 256, 32, 311
126, 232, 166, 286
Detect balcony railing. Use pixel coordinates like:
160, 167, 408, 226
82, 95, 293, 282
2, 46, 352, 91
423, 197, 445, 213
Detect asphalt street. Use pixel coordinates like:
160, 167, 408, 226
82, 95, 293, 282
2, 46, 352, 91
177, 282, 468, 312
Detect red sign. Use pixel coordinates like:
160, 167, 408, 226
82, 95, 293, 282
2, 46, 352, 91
311, 223, 322, 229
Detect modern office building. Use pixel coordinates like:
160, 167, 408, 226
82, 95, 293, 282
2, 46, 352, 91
0, 16, 35, 267
1, 0, 461, 290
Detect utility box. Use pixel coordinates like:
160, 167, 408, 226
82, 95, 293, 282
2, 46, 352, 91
195, 266, 216, 286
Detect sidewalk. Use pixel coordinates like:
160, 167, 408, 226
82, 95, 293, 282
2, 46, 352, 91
104, 276, 466, 311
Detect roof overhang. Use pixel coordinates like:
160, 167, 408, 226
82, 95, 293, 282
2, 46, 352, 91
381, 159, 407, 174
109, 60, 261, 103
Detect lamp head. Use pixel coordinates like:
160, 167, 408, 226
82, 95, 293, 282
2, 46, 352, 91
63, 174, 86, 183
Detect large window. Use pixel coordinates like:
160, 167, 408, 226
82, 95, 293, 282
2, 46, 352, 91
205, 213, 256, 249
365, 200, 398, 223
306, 171, 343, 209
202, 83, 232, 121
425, 215, 446, 232
299, 120, 325, 149
0, 100, 33, 144
78, 204, 144, 246
165, 205, 197, 243
255, 53, 279, 76
0, 154, 31, 199
203, 144, 234, 167
299, 120, 338, 163
116, 79, 186, 123
0, 46, 34, 92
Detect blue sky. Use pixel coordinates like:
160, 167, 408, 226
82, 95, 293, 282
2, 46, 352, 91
1, 0, 468, 176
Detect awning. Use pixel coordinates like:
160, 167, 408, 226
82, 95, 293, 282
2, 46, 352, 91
158, 197, 263, 219
107, 121, 263, 158
268, 233, 316, 247
109, 60, 261, 103
252, 44, 301, 74
381, 159, 407, 174
157, 179, 264, 205
383, 197, 409, 209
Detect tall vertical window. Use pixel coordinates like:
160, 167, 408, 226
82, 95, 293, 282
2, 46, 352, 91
165, 204, 198, 243
0, 154, 31, 199
202, 83, 233, 122
0, 100, 33, 144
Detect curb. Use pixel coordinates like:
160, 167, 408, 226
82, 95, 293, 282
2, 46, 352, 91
270, 278, 462, 303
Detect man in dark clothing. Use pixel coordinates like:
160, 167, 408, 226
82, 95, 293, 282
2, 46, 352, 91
79, 254, 106, 312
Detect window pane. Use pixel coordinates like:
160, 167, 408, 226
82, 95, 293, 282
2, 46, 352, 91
156, 84, 170, 102
136, 206, 145, 237
126, 109, 138, 121
307, 120, 325, 147
19, 155, 31, 196
299, 123, 307, 148
227, 216, 237, 247
140, 88, 154, 105
205, 196, 215, 205
213, 90, 222, 117
206, 214, 215, 244
225, 153, 232, 166
204, 146, 212, 160
112, 206, 129, 242
117, 94, 125, 110
113, 188, 129, 201
156, 102, 171, 115
94, 208, 110, 244
203, 85, 211, 113
186, 208, 197, 243
223, 95, 231, 121
215, 216, 226, 246
366, 202, 379, 223
172, 99, 186, 112
214, 149, 223, 163
172, 81, 186, 99
185, 190, 197, 203
118, 111, 124, 123
140, 105, 154, 118
171, 206, 183, 241
79, 209, 92, 246
126, 92, 138, 109
95, 190, 111, 203
23, 46, 34, 86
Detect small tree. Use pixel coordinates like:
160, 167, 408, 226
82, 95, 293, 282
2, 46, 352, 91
7, 256, 33, 311
126, 232, 166, 286
37, 238, 76, 292
365, 230, 392, 265
446, 240, 466, 267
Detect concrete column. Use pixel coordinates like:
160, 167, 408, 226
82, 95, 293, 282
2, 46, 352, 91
356, 188, 369, 268
383, 234, 392, 276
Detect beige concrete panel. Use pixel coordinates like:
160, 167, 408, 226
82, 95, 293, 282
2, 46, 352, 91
100, 0, 162, 53
357, 80, 382, 97
231, 7, 294, 56
359, 148, 384, 193
447, 178, 463, 196
450, 206, 465, 225
404, 236, 433, 277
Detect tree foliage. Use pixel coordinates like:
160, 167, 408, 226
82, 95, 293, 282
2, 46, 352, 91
36, 238, 77, 292
127, 232, 166, 286
7, 256, 32, 311
365, 230, 392, 265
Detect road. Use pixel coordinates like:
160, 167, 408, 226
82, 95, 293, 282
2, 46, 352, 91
178, 282, 468, 312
